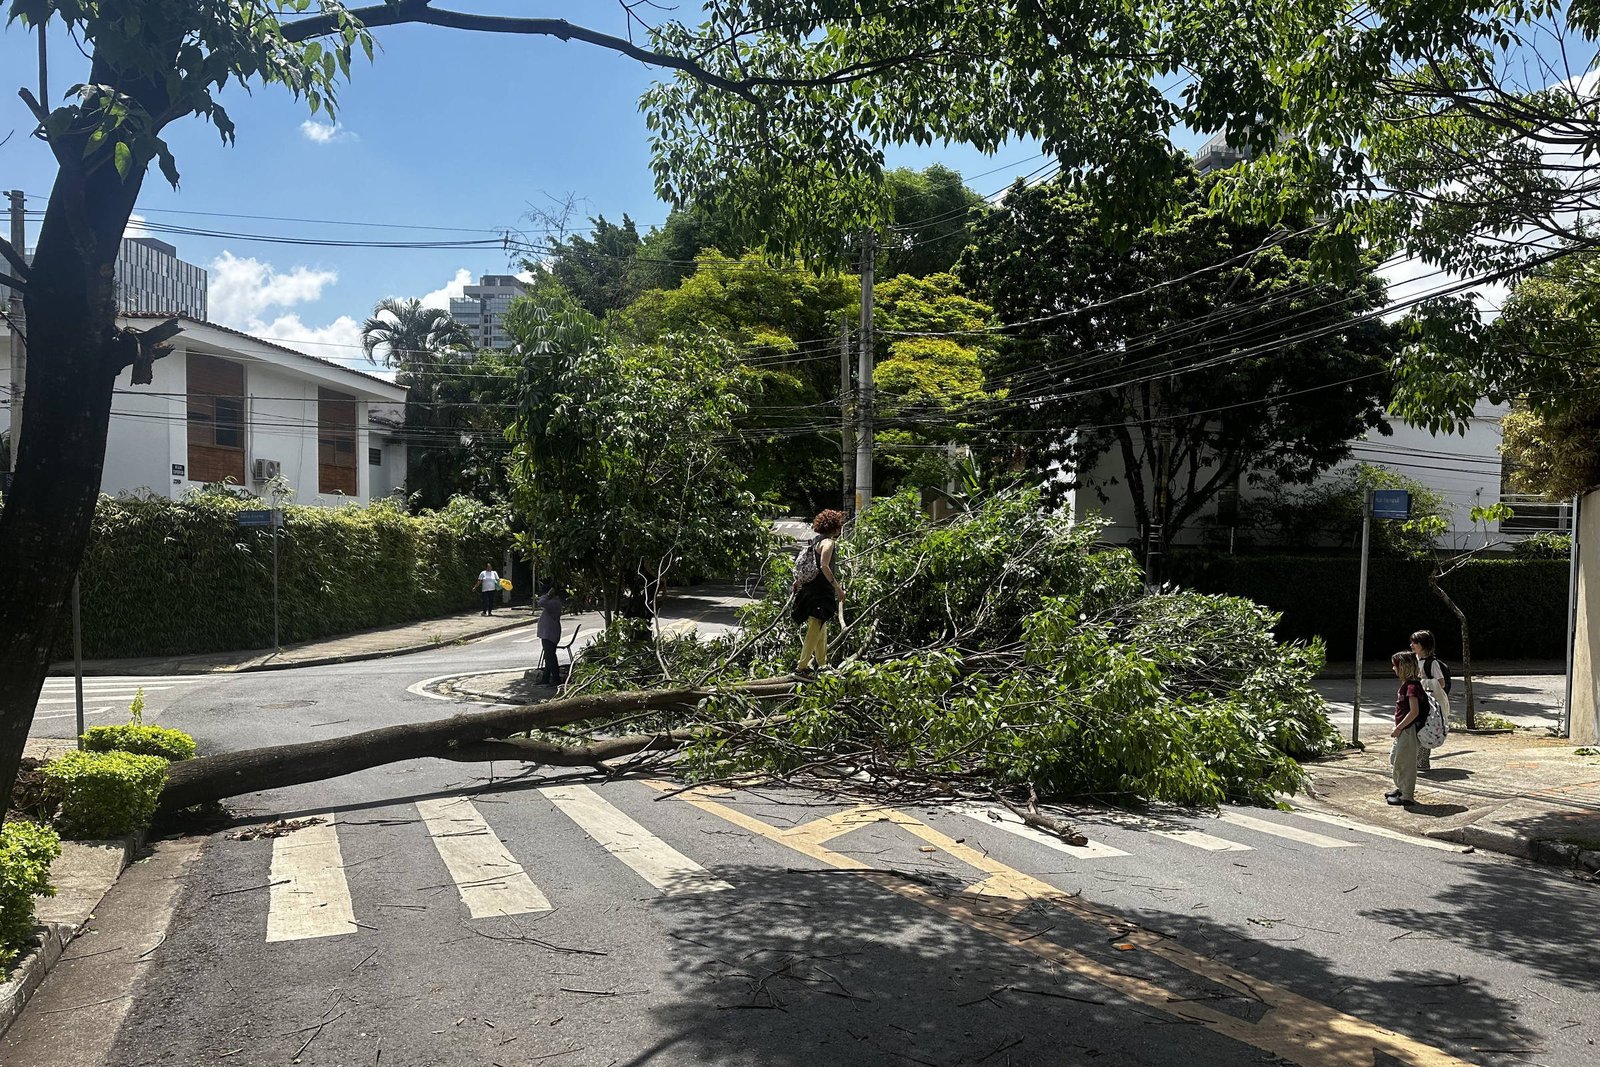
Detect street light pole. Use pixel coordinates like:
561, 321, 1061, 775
1353, 490, 1373, 744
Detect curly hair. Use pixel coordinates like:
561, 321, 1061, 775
811, 509, 845, 537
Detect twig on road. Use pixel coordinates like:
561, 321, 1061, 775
210, 878, 287, 897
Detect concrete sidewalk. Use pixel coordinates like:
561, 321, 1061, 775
1303, 731, 1600, 873
47, 606, 537, 677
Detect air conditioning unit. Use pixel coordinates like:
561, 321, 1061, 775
252, 458, 281, 483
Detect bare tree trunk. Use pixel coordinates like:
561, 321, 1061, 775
158, 679, 794, 812
0, 148, 151, 805
1429, 572, 1476, 728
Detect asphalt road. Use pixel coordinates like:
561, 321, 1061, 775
8, 619, 1598, 1067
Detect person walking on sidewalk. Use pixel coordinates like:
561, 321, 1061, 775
792, 509, 845, 676
537, 581, 566, 687
475, 563, 501, 616
1410, 629, 1451, 772
1388, 651, 1429, 807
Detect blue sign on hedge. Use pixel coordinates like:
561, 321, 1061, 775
237, 509, 282, 528
1372, 490, 1411, 520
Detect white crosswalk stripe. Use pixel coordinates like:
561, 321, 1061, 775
542, 784, 732, 894
1214, 810, 1360, 849
960, 806, 1131, 859
415, 798, 552, 917
243, 791, 1473, 944
266, 814, 358, 942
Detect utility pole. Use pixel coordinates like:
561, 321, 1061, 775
854, 229, 876, 515
840, 316, 855, 515
6, 189, 24, 473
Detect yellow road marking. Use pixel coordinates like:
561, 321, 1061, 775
651, 784, 1475, 1067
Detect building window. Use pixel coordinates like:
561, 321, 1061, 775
318, 387, 358, 495
186, 353, 246, 484
368, 446, 383, 466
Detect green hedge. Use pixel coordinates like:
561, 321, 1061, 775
0, 822, 60, 970
42, 750, 171, 839
82, 723, 198, 762
1169, 554, 1569, 661
23, 492, 508, 658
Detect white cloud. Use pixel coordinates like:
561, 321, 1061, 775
208, 251, 338, 325
252, 313, 383, 375
124, 213, 153, 239
418, 267, 474, 310
300, 119, 355, 144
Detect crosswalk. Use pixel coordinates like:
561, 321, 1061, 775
239, 789, 1472, 946
32, 674, 210, 723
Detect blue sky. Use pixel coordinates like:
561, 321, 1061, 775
0, 3, 1050, 368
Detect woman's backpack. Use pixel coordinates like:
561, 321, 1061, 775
1418, 687, 1449, 750
795, 537, 822, 584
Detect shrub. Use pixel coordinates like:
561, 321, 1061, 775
1513, 532, 1572, 560
81, 723, 198, 762
0, 822, 61, 970
25, 492, 510, 659
42, 751, 170, 839
1169, 553, 1568, 660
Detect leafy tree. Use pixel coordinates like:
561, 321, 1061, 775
400, 348, 518, 510
1396, 249, 1600, 497
614, 251, 858, 513
959, 167, 1397, 575
871, 273, 996, 495
882, 165, 989, 278
359, 298, 507, 509
533, 214, 647, 318
505, 303, 769, 620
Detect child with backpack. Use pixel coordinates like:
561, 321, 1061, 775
1388, 651, 1429, 806
1410, 630, 1452, 771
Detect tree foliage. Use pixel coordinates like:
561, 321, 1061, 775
959, 167, 1397, 564
573, 490, 1341, 808
506, 304, 770, 618
1396, 249, 1600, 497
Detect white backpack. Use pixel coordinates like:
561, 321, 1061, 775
1417, 687, 1448, 750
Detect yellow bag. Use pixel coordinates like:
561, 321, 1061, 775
498, 578, 512, 591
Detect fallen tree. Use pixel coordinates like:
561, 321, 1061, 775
157, 682, 793, 813
150, 489, 1339, 821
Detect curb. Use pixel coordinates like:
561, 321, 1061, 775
1425, 823, 1600, 873
0, 832, 142, 1038
47, 616, 536, 678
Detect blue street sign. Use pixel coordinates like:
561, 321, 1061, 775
1372, 489, 1411, 521
237, 509, 282, 528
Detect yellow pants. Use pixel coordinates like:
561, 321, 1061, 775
799, 617, 828, 670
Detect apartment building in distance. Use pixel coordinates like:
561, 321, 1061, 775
450, 274, 527, 350
114, 237, 209, 318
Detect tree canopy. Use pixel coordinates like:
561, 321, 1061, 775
505, 303, 769, 619
959, 166, 1397, 566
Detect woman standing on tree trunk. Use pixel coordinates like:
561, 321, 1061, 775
792, 510, 845, 677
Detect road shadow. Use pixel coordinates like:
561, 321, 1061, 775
1363, 849, 1600, 993
626, 862, 1539, 1067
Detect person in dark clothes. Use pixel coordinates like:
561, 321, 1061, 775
792, 509, 845, 676
537, 581, 566, 686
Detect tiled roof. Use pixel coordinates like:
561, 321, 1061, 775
121, 313, 400, 393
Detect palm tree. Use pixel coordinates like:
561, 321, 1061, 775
359, 298, 471, 373
360, 298, 476, 509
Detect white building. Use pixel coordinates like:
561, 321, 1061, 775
450, 274, 526, 350
1064, 400, 1557, 552
1, 315, 407, 506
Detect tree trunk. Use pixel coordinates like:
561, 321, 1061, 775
157, 679, 795, 813
1429, 572, 1476, 729
0, 156, 149, 805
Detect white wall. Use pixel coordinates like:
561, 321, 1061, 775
102, 346, 188, 497
1066, 401, 1523, 550
367, 433, 407, 502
